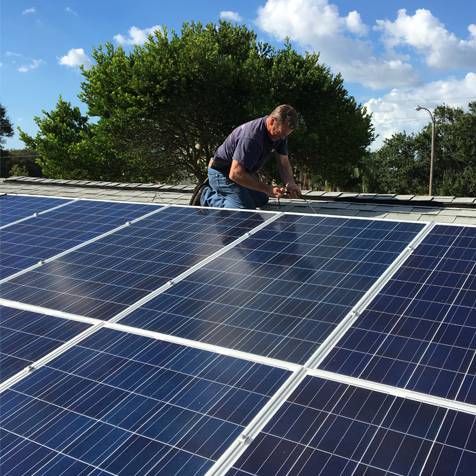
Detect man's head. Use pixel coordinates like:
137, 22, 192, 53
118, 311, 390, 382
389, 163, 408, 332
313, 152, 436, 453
266, 104, 298, 141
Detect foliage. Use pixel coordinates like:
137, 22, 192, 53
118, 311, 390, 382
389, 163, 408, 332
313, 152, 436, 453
361, 102, 476, 195
9, 163, 29, 177
0, 104, 14, 150
0, 149, 42, 177
77, 21, 372, 185
19, 97, 124, 180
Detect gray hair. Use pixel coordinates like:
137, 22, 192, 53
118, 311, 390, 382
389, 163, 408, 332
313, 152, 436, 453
269, 104, 298, 130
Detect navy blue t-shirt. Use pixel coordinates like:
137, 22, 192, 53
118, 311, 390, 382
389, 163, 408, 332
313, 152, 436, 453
214, 116, 288, 173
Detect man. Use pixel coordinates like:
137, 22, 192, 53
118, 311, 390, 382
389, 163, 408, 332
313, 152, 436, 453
198, 104, 301, 209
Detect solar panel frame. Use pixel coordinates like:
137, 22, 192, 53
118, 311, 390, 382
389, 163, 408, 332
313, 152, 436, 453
0, 327, 292, 475
318, 223, 476, 404
0, 202, 165, 282
228, 374, 476, 476
118, 214, 427, 364
2, 195, 476, 476
0, 207, 282, 321
0, 305, 92, 383
0, 194, 75, 228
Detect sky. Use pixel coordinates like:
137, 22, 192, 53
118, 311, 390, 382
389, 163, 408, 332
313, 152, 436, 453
1, 0, 476, 150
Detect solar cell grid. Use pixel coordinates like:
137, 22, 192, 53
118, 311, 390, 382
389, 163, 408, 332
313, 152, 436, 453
0, 199, 160, 279
320, 225, 476, 404
2, 197, 475, 476
0, 305, 90, 382
121, 214, 423, 363
0, 207, 271, 320
0, 328, 290, 475
0, 195, 70, 227
231, 375, 476, 475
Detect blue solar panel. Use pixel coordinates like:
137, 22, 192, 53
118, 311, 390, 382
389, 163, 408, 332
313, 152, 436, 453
232, 375, 476, 475
0, 195, 70, 227
0, 305, 90, 381
0, 199, 160, 279
2, 196, 475, 476
120, 215, 423, 363
0, 207, 270, 319
0, 328, 290, 475
320, 225, 476, 404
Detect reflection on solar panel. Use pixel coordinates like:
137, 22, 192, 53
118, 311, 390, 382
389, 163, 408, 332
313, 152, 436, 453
320, 225, 476, 404
0, 199, 160, 279
0, 195, 70, 227
1, 207, 271, 319
231, 375, 476, 475
0, 305, 90, 381
122, 215, 423, 363
1, 195, 475, 476
0, 328, 290, 475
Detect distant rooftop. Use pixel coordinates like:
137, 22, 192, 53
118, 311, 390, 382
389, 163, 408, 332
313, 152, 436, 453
2, 176, 476, 225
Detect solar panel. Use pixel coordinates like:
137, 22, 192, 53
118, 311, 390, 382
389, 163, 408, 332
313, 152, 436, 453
0, 199, 160, 279
0, 305, 90, 381
0, 206, 272, 319
0, 327, 290, 475
319, 225, 476, 404
0, 195, 70, 227
231, 375, 476, 475
1, 196, 475, 475
121, 214, 423, 363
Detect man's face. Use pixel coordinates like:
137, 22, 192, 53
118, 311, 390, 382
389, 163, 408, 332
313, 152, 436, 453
268, 117, 294, 141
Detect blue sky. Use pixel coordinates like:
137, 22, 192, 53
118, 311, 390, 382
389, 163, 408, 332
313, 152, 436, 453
2, 0, 475, 149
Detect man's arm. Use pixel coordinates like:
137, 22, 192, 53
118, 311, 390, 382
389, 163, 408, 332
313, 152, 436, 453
229, 160, 284, 199
276, 154, 301, 198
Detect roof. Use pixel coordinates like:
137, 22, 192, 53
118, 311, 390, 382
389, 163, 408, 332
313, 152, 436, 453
2, 175, 476, 224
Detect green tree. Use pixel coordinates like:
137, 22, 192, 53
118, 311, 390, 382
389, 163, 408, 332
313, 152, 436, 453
363, 102, 476, 195
265, 43, 373, 188
360, 133, 427, 194
1, 149, 42, 177
79, 21, 373, 185
0, 104, 14, 177
0, 104, 14, 149
18, 97, 122, 180
420, 102, 476, 196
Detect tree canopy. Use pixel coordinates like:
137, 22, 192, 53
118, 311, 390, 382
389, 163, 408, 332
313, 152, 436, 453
361, 102, 476, 196
22, 21, 373, 186
0, 104, 14, 150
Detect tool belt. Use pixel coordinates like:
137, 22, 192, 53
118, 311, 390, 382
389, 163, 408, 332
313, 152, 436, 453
208, 157, 231, 175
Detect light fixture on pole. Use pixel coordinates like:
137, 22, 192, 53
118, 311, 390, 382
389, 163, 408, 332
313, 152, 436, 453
416, 105, 436, 196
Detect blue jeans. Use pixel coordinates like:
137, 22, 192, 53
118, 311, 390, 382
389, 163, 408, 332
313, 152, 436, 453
200, 168, 269, 209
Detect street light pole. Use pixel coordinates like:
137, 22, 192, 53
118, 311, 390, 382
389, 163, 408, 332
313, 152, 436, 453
416, 105, 436, 196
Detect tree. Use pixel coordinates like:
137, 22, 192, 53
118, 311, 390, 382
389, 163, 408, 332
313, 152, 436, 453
363, 102, 476, 195
0, 104, 14, 177
421, 102, 476, 196
0, 104, 14, 150
78, 21, 373, 185
18, 97, 118, 180
0, 149, 42, 177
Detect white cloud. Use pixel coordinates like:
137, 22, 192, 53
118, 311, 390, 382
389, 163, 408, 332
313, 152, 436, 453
256, 0, 418, 90
345, 11, 367, 36
376, 9, 476, 69
6, 51, 23, 57
22, 7, 36, 15
58, 48, 91, 69
65, 7, 78, 16
365, 72, 476, 149
114, 25, 161, 45
220, 11, 243, 22
17, 59, 45, 73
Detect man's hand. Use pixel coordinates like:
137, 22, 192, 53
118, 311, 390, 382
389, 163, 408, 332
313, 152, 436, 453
286, 182, 301, 198
268, 186, 285, 199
